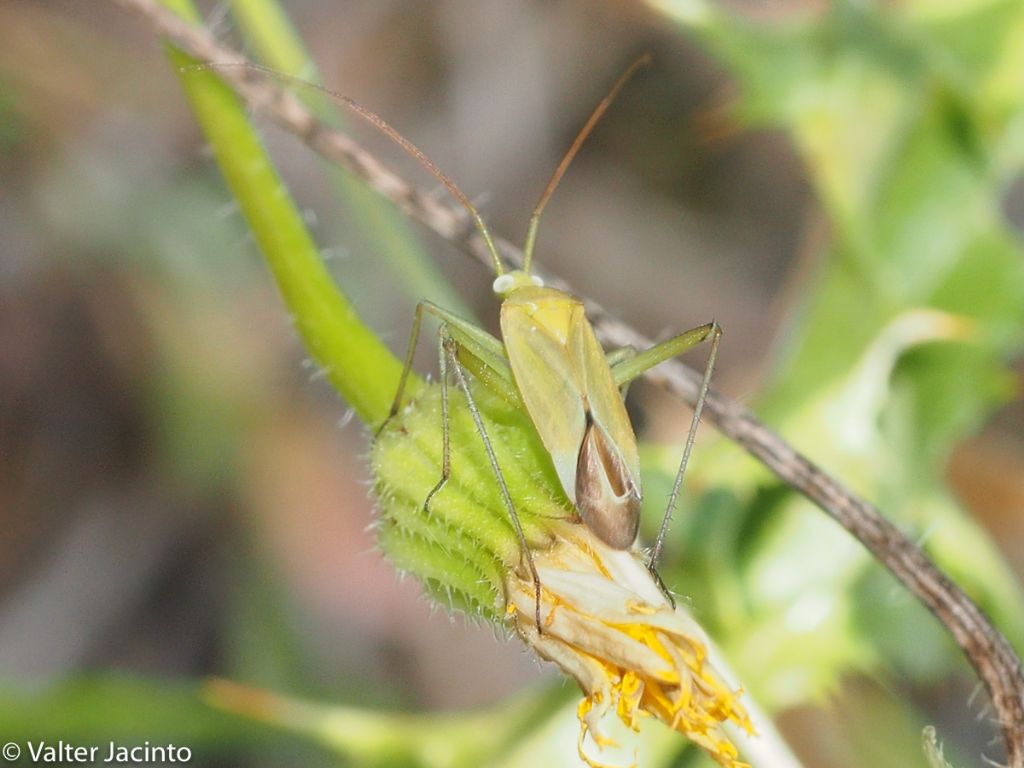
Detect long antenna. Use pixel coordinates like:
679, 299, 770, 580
336, 95, 506, 276
192, 62, 507, 276
521, 54, 651, 273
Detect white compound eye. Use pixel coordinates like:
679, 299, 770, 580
492, 274, 515, 295
531, 274, 544, 287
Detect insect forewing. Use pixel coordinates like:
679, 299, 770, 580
501, 287, 642, 549
501, 287, 588, 499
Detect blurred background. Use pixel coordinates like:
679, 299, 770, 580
1, 0, 1022, 766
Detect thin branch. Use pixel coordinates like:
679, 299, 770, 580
112, 0, 1024, 763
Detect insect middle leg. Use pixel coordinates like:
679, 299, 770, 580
428, 327, 544, 632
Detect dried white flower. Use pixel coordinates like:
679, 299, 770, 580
507, 522, 754, 767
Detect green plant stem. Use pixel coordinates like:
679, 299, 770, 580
227, 0, 475, 319
156, 0, 405, 426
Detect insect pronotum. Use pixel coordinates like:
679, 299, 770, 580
240, 57, 722, 627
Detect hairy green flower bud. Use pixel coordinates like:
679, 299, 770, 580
372, 381, 571, 620
372, 381, 754, 767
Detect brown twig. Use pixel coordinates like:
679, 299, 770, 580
112, 0, 1024, 763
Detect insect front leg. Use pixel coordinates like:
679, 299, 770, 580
377, 300, 516, 439
374, 300, 429, 438
441, 332, 545, 634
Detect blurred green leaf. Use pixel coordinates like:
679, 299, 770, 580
0, 676, 268, 754
650, 0, 1024, 713
204, 678, 576, 768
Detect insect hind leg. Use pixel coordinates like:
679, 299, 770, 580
648, 322, 723, 589
439, 330, 545, 633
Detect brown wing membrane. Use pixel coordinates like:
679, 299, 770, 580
575, 414, 641, 549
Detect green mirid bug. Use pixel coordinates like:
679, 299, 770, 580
341, 57, 721, 618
